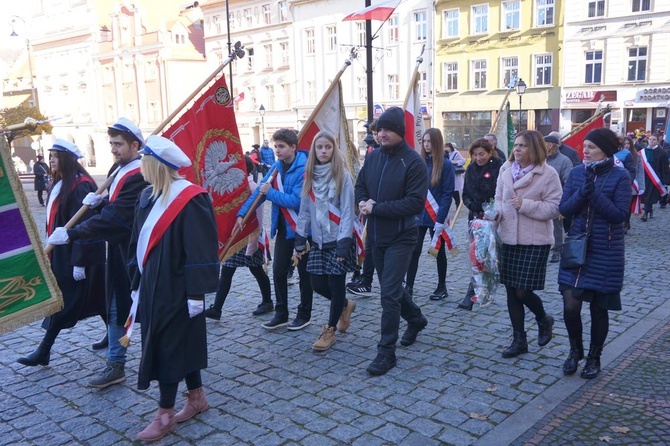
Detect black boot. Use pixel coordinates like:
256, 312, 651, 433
562, 338, 584, 375
502, 331, 528, 358
581, 344, 603, 379
92, 333, 109, 350
458, 284, 475, 310
203, 304, 222, 320
537, 315, 555, 347
17, 339, 54, 367
641, 211, 649, 222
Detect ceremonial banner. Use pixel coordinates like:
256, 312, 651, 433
343, 0, 401, 22
404, 77, 424, 151
563, 115, 605, 160
494, 104, 514, 158
0, 137, 63, 334
163, 75, 258, 261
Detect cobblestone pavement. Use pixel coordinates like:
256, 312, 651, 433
2, 178, 669, 445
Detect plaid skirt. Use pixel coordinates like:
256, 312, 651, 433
223, 248, 264, 268
499, 244, 551, 290
306, 244, 357, 276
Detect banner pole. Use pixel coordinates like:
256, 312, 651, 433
402, 45, 425, 110
489, 88, 513, 134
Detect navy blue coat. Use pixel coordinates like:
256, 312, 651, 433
419, 154, 455, 227
557, 158, 630, 293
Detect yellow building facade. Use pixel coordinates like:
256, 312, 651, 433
434, 0, 563, 150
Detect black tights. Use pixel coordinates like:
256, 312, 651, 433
406, 226, 447, 289
212, 264, 272, 312
562, 289, 609, 347
505, 285, 547, 332
311, 273, 348, 329
158, 371, 203, 409
452, 191, 461, 208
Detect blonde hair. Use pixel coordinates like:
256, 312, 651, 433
421, 128, 445, 187
141, 155, 182, 203
302, 131, 349, 196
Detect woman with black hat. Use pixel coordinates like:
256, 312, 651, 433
558, 128, 630, 379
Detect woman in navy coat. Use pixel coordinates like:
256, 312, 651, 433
558, 128, 630, 379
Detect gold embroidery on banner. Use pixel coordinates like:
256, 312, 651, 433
192, 129, 242, 184
213, 188, 250, 214
0, 276, 42, 312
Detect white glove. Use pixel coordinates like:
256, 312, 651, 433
47, 227, 70, 245
187, 299, 204, 318
433, 222, 445, 236
638, 189, 645, 195
73, 266, 86, 281
82, 192, 103, 208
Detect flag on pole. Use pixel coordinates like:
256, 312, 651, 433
563, 115, 605, 160
163, 75, 259, 261
404, 76, 424, 151
342, 0, 401, 22
0, 137, 63, 334
297, 80, 359, 174
493, 103, 513, 158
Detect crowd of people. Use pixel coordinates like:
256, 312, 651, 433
16, 109, 670, 441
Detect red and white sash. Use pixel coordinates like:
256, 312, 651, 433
353, 216, 365, 258
258, 227, 271, 264
136, 179, 205, 273
425, 190, 456, 251
272, 171, 299, 231
640, 149, 667, 196
631, 180, 642, 215
46, 180, 62, 236
309, 190, 341, 224
108, 159, 142, 202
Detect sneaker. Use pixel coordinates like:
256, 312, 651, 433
347, 283, 372, 297
262, 316, 288, 330
89, 362, 126, 389
346, 272, 362, 288
337, 300, 356, 333
429, 285, 448, 301
203, 305, 221, 320
287, 317, 311, 331
366, 353, 397, 376
252, 302, 274, 316
400, 315, 428, 346
549, 253, 560, 263
312, 325, 336, 351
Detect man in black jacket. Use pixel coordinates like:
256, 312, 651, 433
355, 107, 429, 376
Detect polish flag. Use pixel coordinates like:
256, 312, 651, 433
233, 92, 245, 103
404, 73, 424, 151
342, 0, 401, 22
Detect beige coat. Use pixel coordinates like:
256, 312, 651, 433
495, 161, 562, 246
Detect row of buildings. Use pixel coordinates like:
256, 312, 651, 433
2, 0, 670, 170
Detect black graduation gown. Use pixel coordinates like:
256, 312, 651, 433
43, 175, 106, 331
129, 187, 219, 390
641, 146, 669, 207
67, 162, 148, 325
33, 162, 49, 191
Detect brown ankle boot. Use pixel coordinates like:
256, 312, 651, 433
313, 325, 336, 351
174, 387, 209, 423
337, 300, 356, 333
136, 407, 175, 441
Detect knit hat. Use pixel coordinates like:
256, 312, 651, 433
376, 106, 405, 138
585, 128, 619, 157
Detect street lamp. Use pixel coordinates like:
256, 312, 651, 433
259, 104, 265, 140
9, 16, 38, 110
515, 78, 526, 134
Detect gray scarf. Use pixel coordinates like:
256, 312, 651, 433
312, 163, 337, 224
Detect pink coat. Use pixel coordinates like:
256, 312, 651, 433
495, 161, 562, 246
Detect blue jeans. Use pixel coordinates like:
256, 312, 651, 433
107, 297, 127, 364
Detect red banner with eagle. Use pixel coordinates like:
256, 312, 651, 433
162, 75, 258, 261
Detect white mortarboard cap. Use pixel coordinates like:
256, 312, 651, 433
108, 117, 145, 147
139, 135, 191, 170
50, 139, 84, 159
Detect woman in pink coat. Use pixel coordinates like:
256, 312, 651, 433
495, 130, 562, 358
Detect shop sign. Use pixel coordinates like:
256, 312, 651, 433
565, 90, 617, 103
637, 87, 670, 102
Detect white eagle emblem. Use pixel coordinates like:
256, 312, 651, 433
201, 140, 246, 196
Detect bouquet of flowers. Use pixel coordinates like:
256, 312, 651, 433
468, 200, 500, 307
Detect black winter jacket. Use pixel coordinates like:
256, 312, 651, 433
462, 156, 503, 219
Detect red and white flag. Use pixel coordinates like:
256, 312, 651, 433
163, 75, 259, 261
563, 115, 605, 160
342, 0, 400, 22
404, 77, 424, 151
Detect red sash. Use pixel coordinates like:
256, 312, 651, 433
425, 190, 456, 251
108, 159, 142, 202
272, 171, 299, 231
309, 190, 341, 224
640, 148, 667, 196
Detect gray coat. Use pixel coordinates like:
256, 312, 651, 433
546, 151, 573, 186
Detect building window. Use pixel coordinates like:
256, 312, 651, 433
264, 44, 272, 69
248, 86, 256, 110
443, 9, 459, 38
632, 0, 651, 12
443, 62, 458, 91
247, 47, 254, 71
501, 57, 518, 88
387, 74, 400, 99
266, 86, 275, 109
307, 81, 316, 103
588, 0, 605, 17
472, 59, 487, 89
443, 111, 492, 151
471, 4, 488, 34
327, 25, 337, 52
414, 10, 427, 41
213, 15, 223, 34
263, 4, 271, 24
278, 1, 288, 22
584, 50, 602, 84
145, 60, 157, 81
305, 28, 315, 55
279, 42, 289, 67
419, 71, 428, 98
387, 15, 399, 44
148, 101, 159, 123
244, 9, 253, 27
282, 83, 291, 109
534, 54, 552, 86
357, 76, 367, 101
502, 1, 520, 31
627, 47, 647, 81
357, 22, 366, 47
536, 0, 554, 26
173, 31, 186, 45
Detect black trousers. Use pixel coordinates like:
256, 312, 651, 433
272, 225, 313, 321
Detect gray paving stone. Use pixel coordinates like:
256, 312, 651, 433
372, 422, 411, 443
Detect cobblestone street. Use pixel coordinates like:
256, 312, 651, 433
2, 177, 669, 445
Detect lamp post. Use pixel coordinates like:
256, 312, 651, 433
515, 78, 526, 134
259, 104, 266, 140
10, 16, 38, 110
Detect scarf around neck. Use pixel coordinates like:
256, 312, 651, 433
312, 163, 338, 224
511, 161, 535, 183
